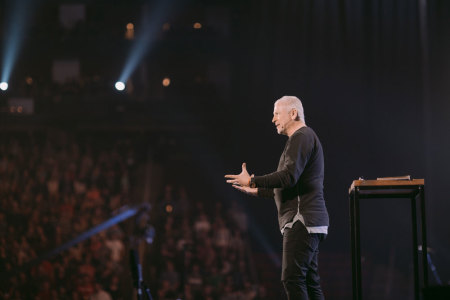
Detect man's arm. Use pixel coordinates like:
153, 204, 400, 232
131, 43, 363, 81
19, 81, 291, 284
257, 188, 274, 199
253, 132, 312, 189
224, 132, 313, 190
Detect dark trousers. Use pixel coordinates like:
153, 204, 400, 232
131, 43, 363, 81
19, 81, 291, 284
281, 220, 326, 300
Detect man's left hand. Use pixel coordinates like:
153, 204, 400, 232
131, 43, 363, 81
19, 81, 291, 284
225, 162, 251, 187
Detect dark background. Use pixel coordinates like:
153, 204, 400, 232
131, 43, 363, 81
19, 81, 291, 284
1, 0, 449, 298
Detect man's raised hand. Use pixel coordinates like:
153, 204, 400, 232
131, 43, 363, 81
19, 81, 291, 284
225, 162, 251, 187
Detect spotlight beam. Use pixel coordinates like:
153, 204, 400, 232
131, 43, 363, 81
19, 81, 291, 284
118, 0, 182, 84
0, 204, 147, 281
1, 0, 35, 83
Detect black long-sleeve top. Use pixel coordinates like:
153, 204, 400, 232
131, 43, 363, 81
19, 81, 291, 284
254, 126, 329, 232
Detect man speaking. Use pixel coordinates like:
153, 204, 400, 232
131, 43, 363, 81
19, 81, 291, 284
225, 96, 329, 300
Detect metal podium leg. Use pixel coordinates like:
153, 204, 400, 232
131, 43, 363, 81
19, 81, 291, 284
355, 190, 362, 300
350, 188, 362, 300
350, 191, 357, 300
419, 186, 428, 288
411, 196, 420, 300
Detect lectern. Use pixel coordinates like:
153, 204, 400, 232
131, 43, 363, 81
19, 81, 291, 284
349, 179, 428, 300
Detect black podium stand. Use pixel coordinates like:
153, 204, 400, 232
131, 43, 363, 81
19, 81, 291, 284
349, 179, 428, 300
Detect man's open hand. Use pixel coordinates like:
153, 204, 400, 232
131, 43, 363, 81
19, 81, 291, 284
225, 162, 251, 187
232, 184, 258, 196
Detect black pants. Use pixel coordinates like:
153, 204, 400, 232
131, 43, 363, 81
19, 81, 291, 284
281, 220, 326, 300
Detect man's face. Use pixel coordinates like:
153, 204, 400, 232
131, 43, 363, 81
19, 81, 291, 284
272, 102, 293, 135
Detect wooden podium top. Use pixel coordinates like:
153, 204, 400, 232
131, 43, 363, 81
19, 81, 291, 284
349, 179, 424, 195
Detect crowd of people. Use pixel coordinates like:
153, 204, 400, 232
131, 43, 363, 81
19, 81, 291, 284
148, 184, 269, 300
0, 129, 269, 299
0, 130, 138, 299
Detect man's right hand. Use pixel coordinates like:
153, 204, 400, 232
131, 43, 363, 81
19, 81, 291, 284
232, 185, 258, 197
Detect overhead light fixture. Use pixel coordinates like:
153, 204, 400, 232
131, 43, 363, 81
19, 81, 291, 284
0, 82, 8, 91
115, 81, 125, 91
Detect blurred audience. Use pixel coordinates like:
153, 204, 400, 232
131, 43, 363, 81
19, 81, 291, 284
0, 130, 268, 299
0, 131, 136, 299
149, 183, 266, 300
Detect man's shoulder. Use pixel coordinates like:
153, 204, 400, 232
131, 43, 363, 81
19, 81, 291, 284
289, 127, 323, 152
291, 126, 317, 140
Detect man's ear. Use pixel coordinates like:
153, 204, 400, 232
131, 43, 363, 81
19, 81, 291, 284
290, 109, 298, 120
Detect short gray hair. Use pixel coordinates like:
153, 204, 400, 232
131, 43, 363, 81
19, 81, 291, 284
275, 96, 305, 122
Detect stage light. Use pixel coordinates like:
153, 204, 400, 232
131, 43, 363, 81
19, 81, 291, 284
162, 77, 171, 87
125, 22, 135, 40
115, 81, 125, 91
0, 82, 8, 91
193, 22, 202, 29
165, 204, 173, 213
